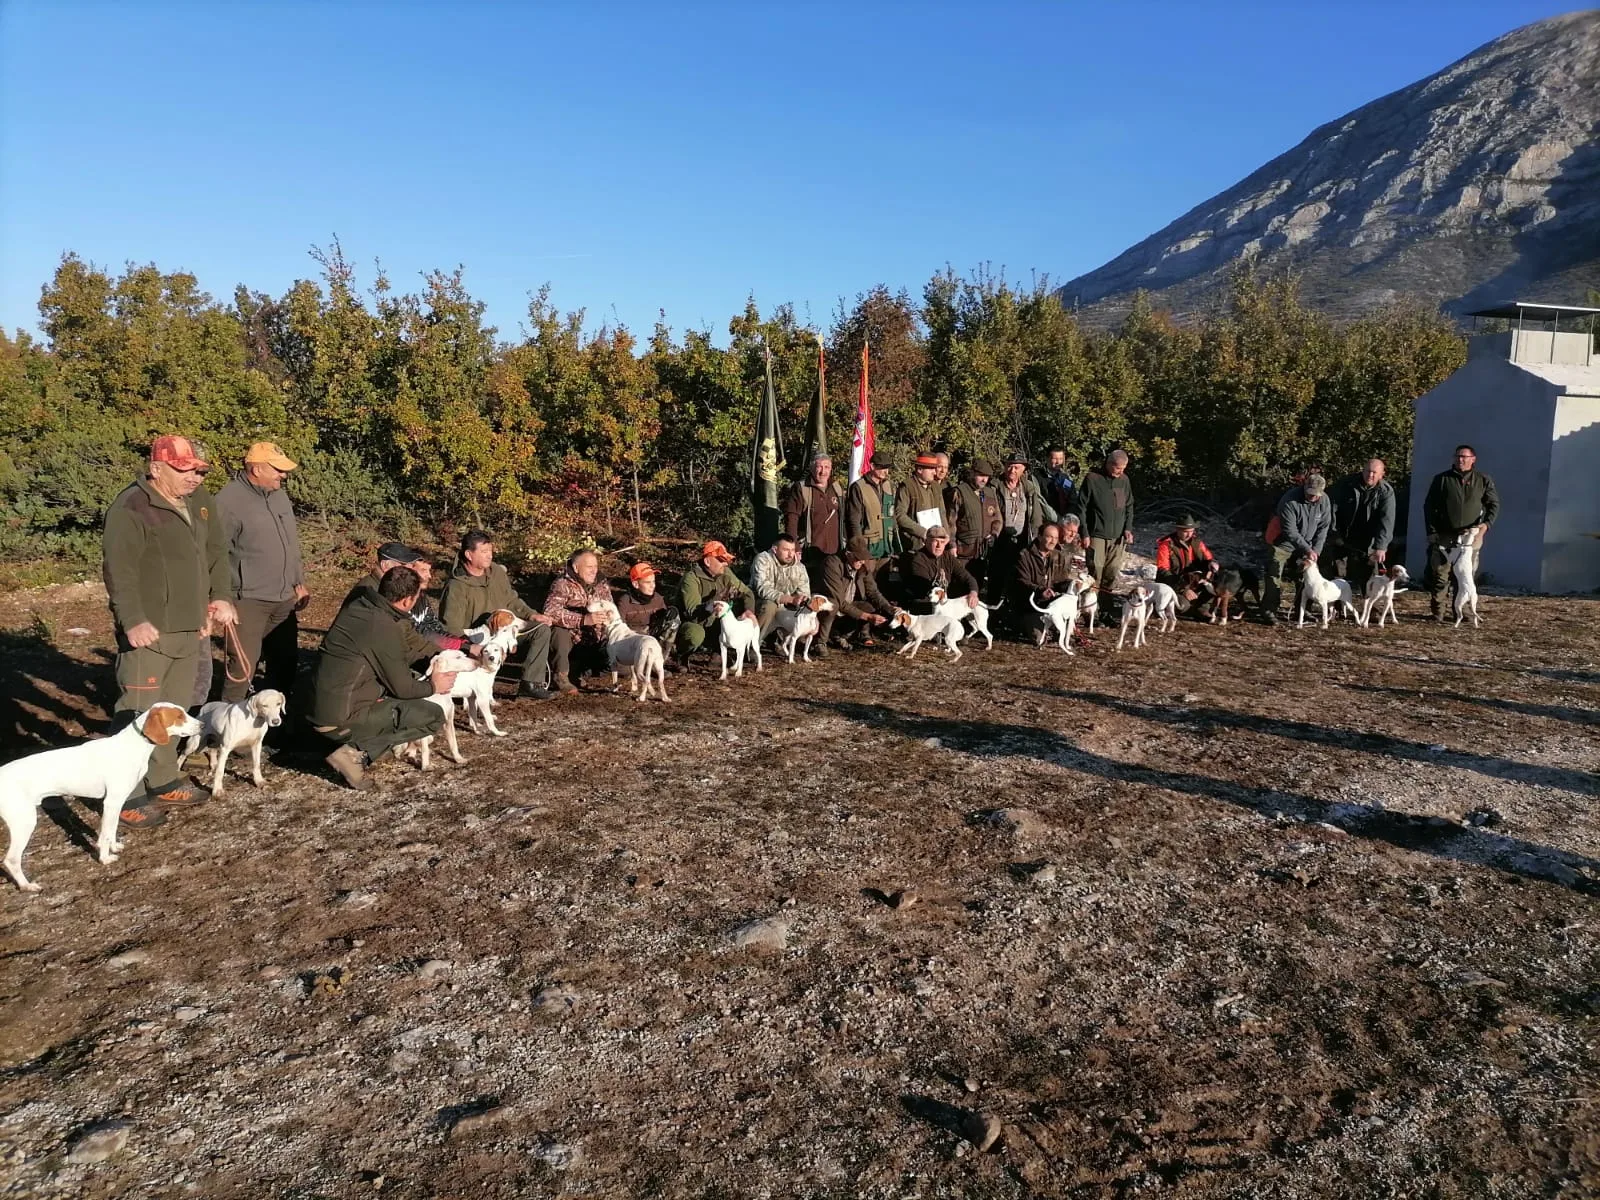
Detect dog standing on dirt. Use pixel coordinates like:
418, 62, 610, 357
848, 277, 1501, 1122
1297, 560, 1359, 629
1447, 534, 1481, 628
711, 600, 762, 680
933, 589, 1001, 650
589, 598, 669, 701
771, 594, 835, 664
1115, 585, 1154, 651
181, 689, 287, 798
1209, 565, 1262, 624
1149, 581, 1181, 635
1028, 589, 1081, 654
3, 703, 200, 893
1358, 564, 1410, 628
403, 649, 504, 769
891, 609, 964, 661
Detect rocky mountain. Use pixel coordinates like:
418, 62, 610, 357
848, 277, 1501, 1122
1059, 11, 1600, 323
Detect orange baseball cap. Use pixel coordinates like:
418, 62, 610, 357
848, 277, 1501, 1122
629, 562, 657, 584
244, 441, 298, 470
150, 434, 209, 471
701, 540, 736, 563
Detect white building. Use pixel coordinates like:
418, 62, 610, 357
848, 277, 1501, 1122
1407, 302, 1600, 593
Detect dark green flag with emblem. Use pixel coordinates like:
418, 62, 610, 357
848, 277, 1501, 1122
802, 333, 828, 469
750, 345, 787, 550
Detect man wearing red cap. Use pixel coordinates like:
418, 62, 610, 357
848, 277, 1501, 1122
674, 540, 755, 665
102, 434, 237, 820
894, 452, 950, 554
216, 442, 308, 707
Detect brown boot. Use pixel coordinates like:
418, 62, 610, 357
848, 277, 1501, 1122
325, 744, 373, 791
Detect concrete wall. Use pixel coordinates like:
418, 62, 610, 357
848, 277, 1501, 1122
1543, 393, 1600, 592
1408, 356, 1555, 589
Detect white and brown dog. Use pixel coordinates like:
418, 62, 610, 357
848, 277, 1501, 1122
1358, 563, 1410, 628
932, 588, 1001, 650
2, 703, 199, 892
181, 689, 287, 798
771, 594, 835, 664
711, 600, 763, 680
465, 609, 530, 663
1115, 584, 1154, 651
891, 608, 964, 661
589, 599, 669, 701
403, 649, 505, 770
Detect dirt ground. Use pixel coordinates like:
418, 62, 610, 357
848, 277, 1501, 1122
1, 564, 1597, 1199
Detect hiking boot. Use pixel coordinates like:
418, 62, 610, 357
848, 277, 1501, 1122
144, 779, 210, 808
324, 744, 373, 791
118, 803, 169, 830
1430, 596, 1448, 623
1262, 610, 1279, 626
811, 643, 830, 660
518, 682, 556, 700
555, 678, 580, 695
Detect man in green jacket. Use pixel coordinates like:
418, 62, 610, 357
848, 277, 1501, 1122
102, 434, 238, 820
894, 452, 950, 553
309, 566, 456, 790
675, 540, 757, 663
1078, 450, 1135, 600
1422, 445, 1500, 621
438, 529, 556, 699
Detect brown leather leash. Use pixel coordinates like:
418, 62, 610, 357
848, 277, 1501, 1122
223, 620, 254, 684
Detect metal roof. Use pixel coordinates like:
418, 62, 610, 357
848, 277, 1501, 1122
1465, 301, 1600, 320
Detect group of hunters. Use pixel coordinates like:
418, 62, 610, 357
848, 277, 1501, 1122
100, 434, 1499, 803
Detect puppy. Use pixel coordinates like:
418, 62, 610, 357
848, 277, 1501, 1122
182, 689, 287, 798
711, 600, 762, 680
933, 590, 1001, 650
2, 703, 199, 892
1297, 560, 1359, 629
890, 609, 964, 661
1358, 564, 1410, 628
771, 594, 835, 664
1150, 582, 1181, 634
1115, 585, 1153, 651
1028, 590, 1081, 654
589, 599, 669, 701
1447, 534, 1481, 628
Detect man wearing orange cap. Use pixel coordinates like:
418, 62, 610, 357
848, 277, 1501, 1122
894, 452, 950, 554
102, 434, 237, 820
615, 561, 667, 635
674, 540, 755, 665
216, 442, 309, 708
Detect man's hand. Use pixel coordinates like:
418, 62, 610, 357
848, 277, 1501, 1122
1372, 549, 1387, 564
1472, 523, 1488, 543
965, 591, 979, 606
1305, 550, 1318, 563
431, 668, 458, 695
293, 584, 311, 612
126, 621, 160, 649
1042, 588, 1056, 600
582, 612, 606, 627
868, 614, 887, 626
208, 600, 239, 626
532, 612, 554, 626
466, 642, 484, 660
1123, 530, 1134, 545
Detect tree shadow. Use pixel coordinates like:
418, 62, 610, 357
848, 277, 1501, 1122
1341, 682, 1600, 728
1035, 688, 1599, 798
801, 699, 1599, 896
1367, 653, 1600, 687
0, 633, 118, 757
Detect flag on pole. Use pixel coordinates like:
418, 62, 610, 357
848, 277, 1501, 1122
801, 334, 828, 470
750, 344, 786, 547
848, 339, 874, 483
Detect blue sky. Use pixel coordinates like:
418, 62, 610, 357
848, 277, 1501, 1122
0, 1, 1583, 344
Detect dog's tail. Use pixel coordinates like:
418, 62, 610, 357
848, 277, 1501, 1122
979, 597, 1004, 611
1028, 592, 1050, 613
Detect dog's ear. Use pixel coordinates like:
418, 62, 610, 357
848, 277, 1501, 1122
489, 610, 514, 634
142, 706, 179, 745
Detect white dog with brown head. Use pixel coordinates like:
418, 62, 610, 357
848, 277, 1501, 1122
771, 594, 835, 664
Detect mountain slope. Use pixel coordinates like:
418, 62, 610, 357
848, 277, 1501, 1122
1059, 11, 1600, 323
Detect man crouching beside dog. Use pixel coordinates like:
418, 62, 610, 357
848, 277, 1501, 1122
309, 567, 458, 790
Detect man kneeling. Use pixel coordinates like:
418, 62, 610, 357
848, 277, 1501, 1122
309, 566, 458, 790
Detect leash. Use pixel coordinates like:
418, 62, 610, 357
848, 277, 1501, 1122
223, 620, 254, 684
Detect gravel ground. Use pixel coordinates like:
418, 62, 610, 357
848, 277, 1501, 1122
1, 572, 1596, 1198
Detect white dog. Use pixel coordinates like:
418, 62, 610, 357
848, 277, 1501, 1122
1149, 582, 1181, 635
464, 609, 530, 661
402, 650, 500, 770
2, 703, 199, 892
181, 690, 287, 798
933, 589, 1001, 650
589, 599, 669, 701
1115, 585, 1153, 651
1028, 590, 1081, 653
1073, 573, 1099, 634
771, 594, 835, 664
711, 600, 762, 680
1297, 560, 1359, 629
1358, 564, 1410, 628
891, 609, 964, 661
1448, 534, 1481, 629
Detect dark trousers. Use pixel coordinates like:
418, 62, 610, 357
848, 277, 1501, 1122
325, 698, 444, 764
803, 547, 846, 643
552, 627, 608, 684
221, 596, 300, 703
115, 629, 203, 790
505, 623, 553, 688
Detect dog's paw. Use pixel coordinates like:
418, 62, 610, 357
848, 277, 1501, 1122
19, 880, 42, 893
111, 839, 125, 854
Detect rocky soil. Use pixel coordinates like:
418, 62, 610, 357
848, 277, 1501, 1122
1, 572, 1597, 1198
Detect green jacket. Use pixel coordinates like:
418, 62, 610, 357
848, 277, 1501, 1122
1077, 469, 1134, 542
309, 589, 437, 727
894, 476, 950, 550
679, 560, 755, 620
438, 561, 538, 635
845, 478, 897, 559
1423, 468, 1499, 539
102, 478, 232, 634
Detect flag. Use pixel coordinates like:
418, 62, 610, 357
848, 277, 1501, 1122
750, 345, 786, 546
848, 340, 874, 483
801, 334, 828, 470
